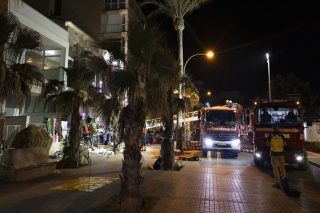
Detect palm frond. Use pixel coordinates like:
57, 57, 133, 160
11, 63, 44, 86
95, 38, 125, 61
0, 12, 18, 45
92, 56, 111, 73
15, 27, 41, 49
140, 0, 212, 19
108, 71, 137, 94
41, 79, 65, 98
98, 97, 121, 125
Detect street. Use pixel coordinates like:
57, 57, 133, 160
1, 142, 320, 212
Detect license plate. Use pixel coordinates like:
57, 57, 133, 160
217, 142, 226, 146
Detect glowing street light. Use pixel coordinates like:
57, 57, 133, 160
183, 51, 214, 75
266, 53, 271, 99
182, 51, 214, 98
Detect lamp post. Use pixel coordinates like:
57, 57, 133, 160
178, 51, 214, 148
207, 91, 211, 106
182, 51, 214, 97
266, 53, 271, 100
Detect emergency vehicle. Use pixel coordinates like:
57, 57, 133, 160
250, 98, 311, 170
199, 100, 248, 157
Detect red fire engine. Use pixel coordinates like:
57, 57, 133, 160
249, 98, 311, 170
199, 100, 249, 157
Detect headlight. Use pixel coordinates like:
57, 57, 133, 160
204, 138, 214, 146
295, 154, 303, 161
255, 151, 262, 158
232, 139, 240, 146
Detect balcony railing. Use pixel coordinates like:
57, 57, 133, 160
101, 24, 127, 33
102, 2, 126, 11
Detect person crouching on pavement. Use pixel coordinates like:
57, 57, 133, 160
267, 123, 287, 189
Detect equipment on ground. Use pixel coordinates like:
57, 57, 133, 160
250, 98, 311, 170
199, 100, 249, 158
280, 177, 301, 197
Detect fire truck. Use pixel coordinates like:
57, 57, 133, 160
250, 98, 311, 171
199, 100, 248, 157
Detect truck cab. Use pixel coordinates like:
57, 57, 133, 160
199, 100, 247, 158
251, 99, 309, 170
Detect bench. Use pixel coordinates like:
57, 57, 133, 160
8, 147, 57, 181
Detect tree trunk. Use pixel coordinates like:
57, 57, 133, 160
175, 19, 185, 153
161, 136, 174, 170
0, 99, 6, 143
67, 102, 81, 167
176, 126, 184, 153
120, 149, 143, 213
162, 88, 175, 170
119, 103, 145, 212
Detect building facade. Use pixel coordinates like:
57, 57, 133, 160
3, 0, 146, 156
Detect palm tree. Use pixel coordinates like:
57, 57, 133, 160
41, 55, 103, 167
0, 11, 44, 143
96, 19, 176, 212
140, 0, 213, 152
144, 46, 180, 171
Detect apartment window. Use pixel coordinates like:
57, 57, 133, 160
103, 0, 125, 11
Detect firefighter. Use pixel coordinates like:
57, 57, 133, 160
266, 123, 287, 189
285, 109, 297, 121
261, 108, 272, 122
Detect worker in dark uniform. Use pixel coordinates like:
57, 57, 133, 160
267, 123, 287, 189
260, 109, 272, 122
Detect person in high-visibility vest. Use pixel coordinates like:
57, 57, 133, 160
267, 123, 287, 189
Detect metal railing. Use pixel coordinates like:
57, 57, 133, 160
146, 111, 199, 129
101, 24, 127, 33
102, 2, 126, 11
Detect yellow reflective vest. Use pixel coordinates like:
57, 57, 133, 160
267, 132, 286, 155
270, 135, 284, 152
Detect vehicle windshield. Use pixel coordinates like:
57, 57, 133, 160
205, 110, 237, 126
255, 106, 300, 127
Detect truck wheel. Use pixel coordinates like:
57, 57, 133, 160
232, 151, 238, 158
298, 160, 308, 171
254, 157, 265, 168
202, 149, 207, 157
298, 150, 308, 171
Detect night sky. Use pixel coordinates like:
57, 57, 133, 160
140, 0, 320, 100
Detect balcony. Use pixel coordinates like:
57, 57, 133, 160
102, 2, 126, 11
101, 24, 127, 34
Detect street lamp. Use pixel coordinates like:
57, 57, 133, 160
178, 51, 214, 148
206, 91, 211, 106
266, 53, 271, 99
183, 51, 214, 75
182, 51, 214, 97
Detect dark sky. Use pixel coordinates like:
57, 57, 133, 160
140, 0, 320, 99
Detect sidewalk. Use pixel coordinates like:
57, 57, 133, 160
0, 145, 320, 213
307, 151, 320, 167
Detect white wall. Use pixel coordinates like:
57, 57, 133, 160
304, 122, 320, 142
10, 0, 69, 69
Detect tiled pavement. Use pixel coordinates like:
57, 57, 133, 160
0, 145, 320, 213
